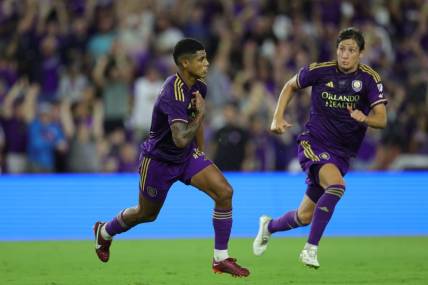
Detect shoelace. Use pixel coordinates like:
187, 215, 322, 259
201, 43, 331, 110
226, 258, 247, 272
260, 223, 270, 244
307, 248, 317, 257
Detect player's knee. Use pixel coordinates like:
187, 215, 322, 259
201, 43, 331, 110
135, 209, 158, 223
142, 214, 158, 223
297, 210, 313, 225
215, 184, 233, 203
137, 214, 158, 223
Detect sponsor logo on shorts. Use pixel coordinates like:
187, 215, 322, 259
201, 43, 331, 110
146, 186, 158, 198
319, 152, 330, 160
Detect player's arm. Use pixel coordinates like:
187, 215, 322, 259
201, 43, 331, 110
171, 91, 205, 148
195, 124, 204, 151
366, 103, 387, 129
270, 74, 299, 134
347, 103, 387, 129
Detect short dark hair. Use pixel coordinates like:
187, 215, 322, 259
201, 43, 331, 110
173, 38, 205, 66
336, 27, 365, 51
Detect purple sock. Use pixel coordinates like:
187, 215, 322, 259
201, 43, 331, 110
308, 184, 345, 245
268, 210, 306, 234
213, 208, 232, 250
105, 209, 131, 237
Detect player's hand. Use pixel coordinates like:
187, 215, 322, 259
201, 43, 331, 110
192, 91, 205, 116
347, 105, 367, 123
270, 117, 293, 134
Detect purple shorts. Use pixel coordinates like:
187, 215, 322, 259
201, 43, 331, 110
138, 148, 212, 202
297, 132, 350, 186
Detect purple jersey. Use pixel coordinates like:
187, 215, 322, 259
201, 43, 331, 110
297, 61, 387, 157
141, 74, 207, 163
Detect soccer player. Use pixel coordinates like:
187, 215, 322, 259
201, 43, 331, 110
253, 27, 387, 268
93, 38, 250, 277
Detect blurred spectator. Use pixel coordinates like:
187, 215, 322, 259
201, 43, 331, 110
0, 0, 427, 173
36, 35, 62, 102
0, 56, 18, 99
88, 4, 116, 60
0, 79, 36, 173
93, 42, 133, 133
62, 95, 104, 173
0, 123, 4, 173
129, 66, 163, 141
58, 60, 89, 103
212, 102, 250, 171
242, 115, 275, 171
117, 142, 138, 172
116, 1, 154, 61
27, 101, 67, 173
352, 129, 380, 170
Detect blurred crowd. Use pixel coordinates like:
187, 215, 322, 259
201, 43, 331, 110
0, 0, 427, 174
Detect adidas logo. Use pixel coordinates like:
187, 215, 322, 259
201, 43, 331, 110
318, 206, 329, 213
325, 81, 334, 88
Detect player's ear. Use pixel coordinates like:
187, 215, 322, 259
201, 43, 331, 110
179, 55, 191, 69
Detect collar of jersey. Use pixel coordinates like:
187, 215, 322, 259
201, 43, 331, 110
176, 73, 190, 91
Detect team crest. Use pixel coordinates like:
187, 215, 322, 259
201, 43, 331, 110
352, 80, 362, 92
146, 186, 158, 198
319, 152, 331, 160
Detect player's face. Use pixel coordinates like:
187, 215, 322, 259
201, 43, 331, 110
336, 39, 361, 73
187, 50, 209, 79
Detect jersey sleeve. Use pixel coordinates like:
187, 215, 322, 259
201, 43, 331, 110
296, 63, 319, 89
160, 83, 189, 125
196, 79, 207, 98
366, 75, 387, 108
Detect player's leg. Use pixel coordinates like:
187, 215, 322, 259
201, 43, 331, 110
253, 184, 321, 256
269, 183, 323, 233
191, 165, 250, 277
94, 193, 165, 262
185, 154, 249, 277
300, 163, 345, 268
190, 164, 233, 257
253, 166, 324, 256
94, 157, 172, 262
102, 192, 165, 238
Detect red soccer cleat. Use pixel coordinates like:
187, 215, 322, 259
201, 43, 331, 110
212, 258, 250, 277
93, 221, 112, 262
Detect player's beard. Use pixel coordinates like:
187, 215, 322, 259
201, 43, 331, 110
189, 66, 208, 79
190, 69, 207, 80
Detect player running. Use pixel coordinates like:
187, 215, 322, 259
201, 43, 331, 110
253, 27, 387, 268
93, 38, 249, 277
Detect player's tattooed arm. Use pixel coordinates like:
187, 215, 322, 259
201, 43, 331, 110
171, 91, 206, 148
195, 124, 204, 151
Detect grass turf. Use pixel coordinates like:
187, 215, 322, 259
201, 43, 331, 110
1, 237, 427, 285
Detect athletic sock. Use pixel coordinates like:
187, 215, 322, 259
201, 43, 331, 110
212, 208, 232, 259
307, 184, 345, 245
268, 210, 306, 234
100, 224, 112, 240
214, 249, 229, 262
104, 208, 132, 238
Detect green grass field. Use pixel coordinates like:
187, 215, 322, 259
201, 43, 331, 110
1, 237, 427, 285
